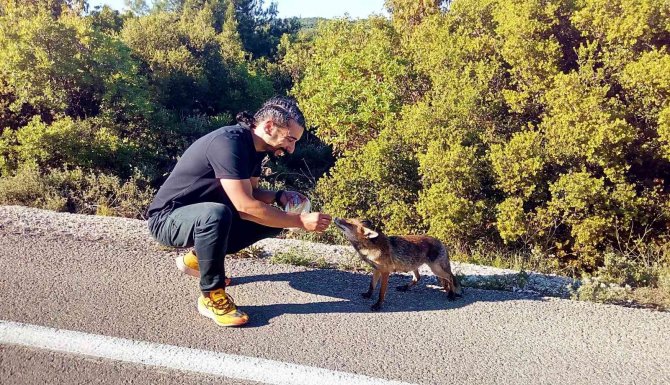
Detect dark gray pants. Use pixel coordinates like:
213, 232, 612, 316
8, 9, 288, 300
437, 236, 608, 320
148, 202, 281, 293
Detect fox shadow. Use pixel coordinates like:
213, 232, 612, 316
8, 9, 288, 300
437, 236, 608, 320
231, 268, 546, 327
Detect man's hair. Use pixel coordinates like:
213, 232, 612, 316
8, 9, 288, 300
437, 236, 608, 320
236, 96, 306, 129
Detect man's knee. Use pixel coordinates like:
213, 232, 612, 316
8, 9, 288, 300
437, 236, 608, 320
199, 204, 233, 231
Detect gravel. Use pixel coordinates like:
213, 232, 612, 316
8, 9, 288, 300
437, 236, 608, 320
0, 205, 575, 298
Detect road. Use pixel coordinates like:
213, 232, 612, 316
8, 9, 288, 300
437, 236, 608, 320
1, 209, 669, 384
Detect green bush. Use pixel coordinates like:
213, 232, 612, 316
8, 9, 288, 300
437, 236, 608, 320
0, 165, 155, 219
574, 242, 670, 309
0, 164, 66, 211
269, 247, 313, 267
295, 0, 670, 278
13, 116, 138, 175
0, 0, 287, 220
291, 17, 410, 155
316, 130, 420, 234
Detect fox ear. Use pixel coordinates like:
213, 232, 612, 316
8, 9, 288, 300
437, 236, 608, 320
363, 227, 378, 239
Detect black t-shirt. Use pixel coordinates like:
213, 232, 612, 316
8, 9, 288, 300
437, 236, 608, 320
147, 125, 266, 217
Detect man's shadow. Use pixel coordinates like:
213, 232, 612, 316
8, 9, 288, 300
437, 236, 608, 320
231, 269, 545, 327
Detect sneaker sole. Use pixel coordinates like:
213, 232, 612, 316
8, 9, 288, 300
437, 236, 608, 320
175, 256, 200, 278
176, 256, 233, 286
197, 301, 248, 327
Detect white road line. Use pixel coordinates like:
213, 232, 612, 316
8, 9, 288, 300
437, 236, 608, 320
0, 320, 416, 385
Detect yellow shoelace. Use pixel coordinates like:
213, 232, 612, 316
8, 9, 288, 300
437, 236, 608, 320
208, 292, 237, 313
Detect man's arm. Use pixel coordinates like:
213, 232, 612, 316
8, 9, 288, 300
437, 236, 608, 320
221, 178, 330, 231
221, 178, 308, 229
250, 177, 277, 205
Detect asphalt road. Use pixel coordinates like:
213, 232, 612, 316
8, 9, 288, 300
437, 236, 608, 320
1, 224, 669, 384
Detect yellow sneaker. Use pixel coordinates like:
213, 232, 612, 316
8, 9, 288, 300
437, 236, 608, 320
176, 250, 231, 286
198, 288, 249, 327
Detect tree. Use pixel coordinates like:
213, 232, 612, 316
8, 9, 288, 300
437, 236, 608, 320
303, 0, 670, 272
0, 0, 154, 177
219, 0, 245, 61
125, 0, 149, 15
384, 0, 445, 32
290, 17, 410, 155
234, 0, 300, 59
88, 4, 126, 34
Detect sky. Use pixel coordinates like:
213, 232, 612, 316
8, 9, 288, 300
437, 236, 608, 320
87, 0, 388, 19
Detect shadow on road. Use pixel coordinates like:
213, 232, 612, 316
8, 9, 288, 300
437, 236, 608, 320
231, 269, 546, 327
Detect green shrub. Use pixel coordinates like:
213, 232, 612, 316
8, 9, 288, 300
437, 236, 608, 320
14, 116, 138, 176
316, 130, 420, 234
0, 164, 67, 211
596, 251, 657, 287
0, 165, 155, 219
293, 0, 670, 280
572, 276, 630, 304
658, 266, 670, 296
262, 131, 335, 193
291, 17, 410, 155
657, 105, 670, 161
269, 247, 313, 267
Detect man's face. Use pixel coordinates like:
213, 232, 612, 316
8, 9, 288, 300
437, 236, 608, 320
267, 119, 304, 157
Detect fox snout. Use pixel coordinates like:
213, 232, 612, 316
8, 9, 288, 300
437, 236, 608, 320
333, 217, 379, 241
333, 218, 350, 236
333, 217, 358, 230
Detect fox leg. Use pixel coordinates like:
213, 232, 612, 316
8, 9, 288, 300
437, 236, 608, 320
396, 269, 421, 292
362, 269, 381, 299
428, 260, 462, 300
371, 272, 389, 311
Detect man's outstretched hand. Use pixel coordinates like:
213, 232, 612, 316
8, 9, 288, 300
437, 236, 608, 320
300, 212, 332, 232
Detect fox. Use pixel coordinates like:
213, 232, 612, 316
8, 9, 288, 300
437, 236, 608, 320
334, 217, 462, 311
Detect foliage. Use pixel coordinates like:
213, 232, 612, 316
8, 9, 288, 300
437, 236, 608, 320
119, 5, 272, 116
384, 0, 445, 32
291, 17, 410, 155
317, 130, 421, 234
0, 164, 66, 211
0, 0, 286, 218
0, 164, 155, 218
10, 116, 133, 174
269, 247, 313, 267
305, 0, 670, 276
233, 0, 301, 59
261, 131, 335, 193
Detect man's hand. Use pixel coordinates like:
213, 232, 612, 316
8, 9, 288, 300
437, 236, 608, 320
299, 212, 332, 232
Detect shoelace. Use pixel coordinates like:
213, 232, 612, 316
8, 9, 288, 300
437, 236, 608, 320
210, 293, 236, 313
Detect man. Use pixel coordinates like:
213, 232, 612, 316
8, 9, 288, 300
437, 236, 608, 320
147, 96, 332, 327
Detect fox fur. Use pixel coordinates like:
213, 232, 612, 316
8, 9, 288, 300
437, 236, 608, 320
334, 217, 462, 310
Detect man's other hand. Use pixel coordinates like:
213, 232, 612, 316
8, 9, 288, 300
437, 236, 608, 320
280, 191, 308, 207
